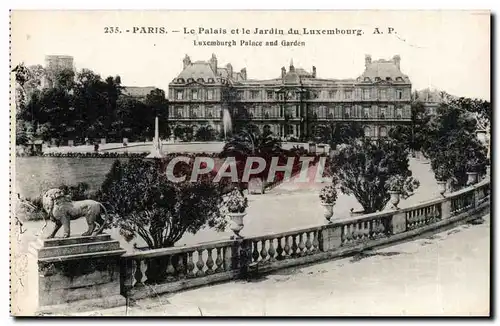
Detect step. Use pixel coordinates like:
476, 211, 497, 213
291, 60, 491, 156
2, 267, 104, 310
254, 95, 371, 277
33, 240, 121, 259
38, 234, 112, 248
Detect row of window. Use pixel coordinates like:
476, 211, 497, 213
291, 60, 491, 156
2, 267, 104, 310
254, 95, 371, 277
173, 88, 408, 101
311, 106, 407, 119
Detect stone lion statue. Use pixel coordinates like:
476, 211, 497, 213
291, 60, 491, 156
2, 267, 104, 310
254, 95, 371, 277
42, 188, 110, 239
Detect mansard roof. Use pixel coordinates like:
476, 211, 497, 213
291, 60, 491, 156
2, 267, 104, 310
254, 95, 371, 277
177, 61, 217, 80
360, 59, 410, 83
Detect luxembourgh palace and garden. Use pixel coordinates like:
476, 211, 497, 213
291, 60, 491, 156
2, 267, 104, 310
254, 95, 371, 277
167, 53, 412, 140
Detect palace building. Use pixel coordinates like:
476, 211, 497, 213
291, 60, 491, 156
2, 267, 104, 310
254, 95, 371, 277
168, 54, 412, 140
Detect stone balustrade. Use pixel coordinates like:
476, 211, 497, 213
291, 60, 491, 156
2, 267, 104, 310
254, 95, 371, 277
29, 178, 490, 312
119, 178, 491, 300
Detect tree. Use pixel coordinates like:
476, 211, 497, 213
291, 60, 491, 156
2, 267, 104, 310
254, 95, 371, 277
98, 159, 227, 250
424, 98, 489, 190
194, 125, 217, 141
221, 125, 282, 158
314, 122, 364, 148
331, 138, 419, 213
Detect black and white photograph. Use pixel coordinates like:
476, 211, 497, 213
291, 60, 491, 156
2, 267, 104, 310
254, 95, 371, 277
9, 10, 491, 316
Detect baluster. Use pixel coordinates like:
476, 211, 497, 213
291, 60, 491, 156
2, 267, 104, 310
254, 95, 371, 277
276, 237, 284, 260
291, 235, 298, 256
176, 254, 186, 278
354, 223, 360, 241
166, 255, 176, 282
206, 248, 215, 275
349, 224, 355, 242
284, 236, 291, 257
252, 241, 260, 262
215, 248, 224, 272
223, 246, 231, 271
312, 231, 319, 252
268, 239, 276, 261
260, 240, 269, 262
341, 225, 348, 244
134, 259, 145, 287
186, 251, 195, 278
305, 232, 312, 254
363, 221, 369, 239
298, 233, 306, 256
195, 249, 205, 277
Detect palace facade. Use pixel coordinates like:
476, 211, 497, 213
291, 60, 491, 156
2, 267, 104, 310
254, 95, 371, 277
168, 54, 412, 140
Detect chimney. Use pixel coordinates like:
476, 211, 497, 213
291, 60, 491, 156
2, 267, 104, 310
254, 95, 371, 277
289, 59, 295, 72
226, 63, 233, 77
365, 54, 372, 68
312, 66, 316, 78
183, 54, 191, 69
209, 53, 218, 73
240, 68, 247, 80
393, 55, 401, 69
281, 67, 286, 78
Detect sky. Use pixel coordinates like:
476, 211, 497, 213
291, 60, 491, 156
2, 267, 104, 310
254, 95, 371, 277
10, 10, 491, 100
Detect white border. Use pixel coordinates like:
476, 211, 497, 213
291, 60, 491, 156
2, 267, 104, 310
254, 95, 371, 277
2, 1, 497, 324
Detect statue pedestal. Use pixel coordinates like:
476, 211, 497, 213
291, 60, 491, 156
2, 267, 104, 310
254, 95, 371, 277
28, 234, 126, 315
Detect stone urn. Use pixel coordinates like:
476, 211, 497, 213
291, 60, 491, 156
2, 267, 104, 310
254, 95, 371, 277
229, 212, 247, 239
437, 181, 447, 196
389, 191, 400, 210
466, 172, 478, 186
321, 203, 335, 222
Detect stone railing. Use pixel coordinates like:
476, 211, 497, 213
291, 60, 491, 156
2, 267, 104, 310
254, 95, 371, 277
119, 178, 490, 300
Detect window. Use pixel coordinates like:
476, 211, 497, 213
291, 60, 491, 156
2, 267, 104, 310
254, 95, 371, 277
177, 78, 185, 83
197, 78, 204, 83
396, 108, 403, 118
396, 89, 403, 99
364, 77, 371, 82
380, 89, 386, 100
364, 107, 370, 118
278, 93, 284, 101
386, 77, 392, 81
363, 89, 370, 100
191, 89, 198, 100
250, 90, 260, 100
379, 127, 388, 137
237, 90, 244, 99
345, 107, 351, 118
176, 90, 183, 100
364, 126, 372, 137
380, 107, 386, 118
208, 78, 214, 83
329, 90, 337, 99
267, 91, 274, 100
175, 106, 183, 118
344, 90, 352, 100
207, 89, 214, 100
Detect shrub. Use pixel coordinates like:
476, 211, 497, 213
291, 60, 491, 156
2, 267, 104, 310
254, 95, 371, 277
386, 175, 420, 198
98, 159, 227, 249
225, 190, 248, 213
331, 138, 419, 213
319, 185, 337, 205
